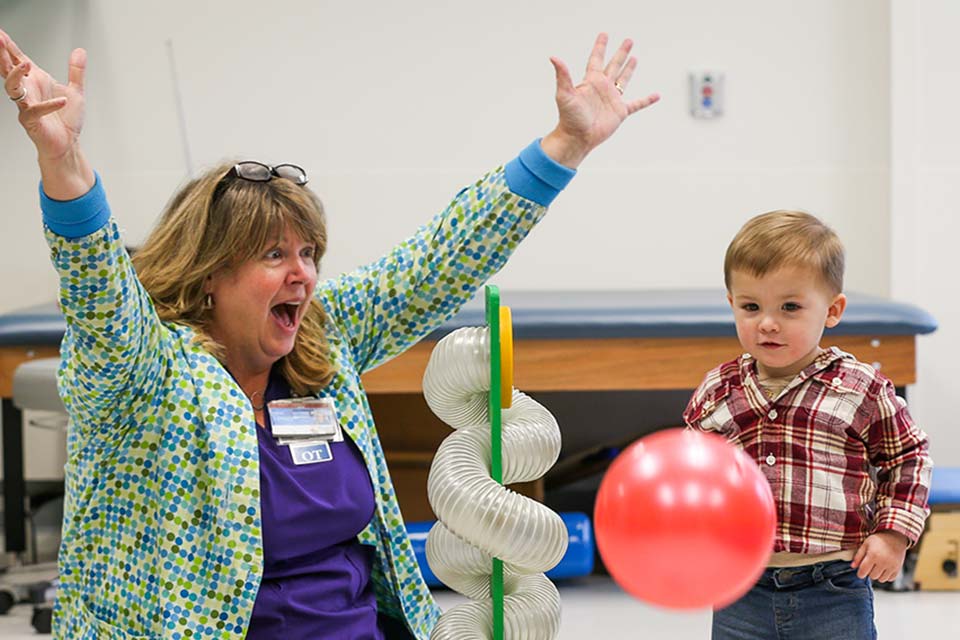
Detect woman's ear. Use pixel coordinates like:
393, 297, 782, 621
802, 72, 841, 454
824, 293, 847, 328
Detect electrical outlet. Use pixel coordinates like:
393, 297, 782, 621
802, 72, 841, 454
689, 71, 724, 118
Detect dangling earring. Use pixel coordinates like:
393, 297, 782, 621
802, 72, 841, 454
204, 294, 214, 309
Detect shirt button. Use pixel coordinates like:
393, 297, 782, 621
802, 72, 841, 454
767, 409, 778, 420
765, 454, 776, 466
832, 377, 842, 386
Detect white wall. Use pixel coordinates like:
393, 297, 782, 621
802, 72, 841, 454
3, 1, 952, 465
891, 0, 959, 465
1, 0, 890, 299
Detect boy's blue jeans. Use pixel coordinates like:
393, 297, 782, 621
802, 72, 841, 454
712, 560, 877, 640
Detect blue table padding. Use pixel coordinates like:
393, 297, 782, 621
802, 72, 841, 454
929, 467, 960, 506
0, 290, 938, 347
0, 302, 66, 346
431, 290, 937, 340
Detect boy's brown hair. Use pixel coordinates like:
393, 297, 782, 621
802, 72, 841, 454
724, 210, 845, 294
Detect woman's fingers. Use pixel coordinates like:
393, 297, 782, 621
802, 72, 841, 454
4, 59, 29, 99
0, 30, 16, 77
550, 56, 575, 97
19, 97, 67, 122
1, 30, 37, 106
585, 32, 608, 74
1, 33, 81, 119
67, 48, 86, 94
615, 57, 637, 89
626, 92, 660, 115
603, 38, 633, 78
0, 29, 30, 77
1, 29, 28, 64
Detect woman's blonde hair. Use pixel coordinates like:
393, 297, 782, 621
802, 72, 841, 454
133, 162, 334, 395
724, 210, 845, 294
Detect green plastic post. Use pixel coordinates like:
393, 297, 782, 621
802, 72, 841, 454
485, 285, 504, 640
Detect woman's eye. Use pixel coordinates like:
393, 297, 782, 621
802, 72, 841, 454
302, 246, 316, 259
265, 249, 282, 260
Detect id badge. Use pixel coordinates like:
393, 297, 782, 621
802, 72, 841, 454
267, 397, 339, 438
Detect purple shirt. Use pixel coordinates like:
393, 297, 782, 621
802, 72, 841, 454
246, 370, 385, 639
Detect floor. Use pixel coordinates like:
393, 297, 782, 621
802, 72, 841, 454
436, 579, 959, 638
0, 575, 956, 638
1, 490, 957, 637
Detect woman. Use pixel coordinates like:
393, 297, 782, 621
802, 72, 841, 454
1, 27, 657, 639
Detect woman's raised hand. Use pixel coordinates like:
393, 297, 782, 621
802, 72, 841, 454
541, 33, 660, 169
1, 28, 93, 198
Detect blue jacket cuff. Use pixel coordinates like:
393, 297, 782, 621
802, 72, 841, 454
40, 172, 111, 238
504, 138, 576, 207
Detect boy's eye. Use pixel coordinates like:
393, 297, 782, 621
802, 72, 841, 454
782, 302, 801, 312
741, 303, 759, 312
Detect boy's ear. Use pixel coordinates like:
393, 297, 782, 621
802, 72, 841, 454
726, 292, 734, 308
824, 293, 847, 328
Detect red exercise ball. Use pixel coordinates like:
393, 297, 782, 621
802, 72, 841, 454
594, 428, 776, 610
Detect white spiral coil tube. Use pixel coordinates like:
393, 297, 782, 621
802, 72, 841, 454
423, 326, 566, 640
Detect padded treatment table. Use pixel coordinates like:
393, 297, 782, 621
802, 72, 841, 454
0, 290, 938, 548
913, 467, 960, 590
929, 467, 960, 508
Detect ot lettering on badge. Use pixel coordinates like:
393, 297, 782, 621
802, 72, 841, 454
290, 441, 333, 465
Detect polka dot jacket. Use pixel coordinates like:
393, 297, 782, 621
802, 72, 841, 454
45, 161, 555, 638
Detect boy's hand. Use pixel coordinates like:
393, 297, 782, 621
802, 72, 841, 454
851, 530, 910, 582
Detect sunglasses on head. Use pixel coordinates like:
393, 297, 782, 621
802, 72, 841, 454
231, 161, 309, 185
212, 161, 309, 203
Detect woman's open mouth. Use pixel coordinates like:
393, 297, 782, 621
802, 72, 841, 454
271, 302, 301, 331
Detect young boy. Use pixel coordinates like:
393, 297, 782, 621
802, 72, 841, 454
683, 210, 932, 640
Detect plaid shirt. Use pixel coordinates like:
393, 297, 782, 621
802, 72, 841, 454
683, 347, 932, 553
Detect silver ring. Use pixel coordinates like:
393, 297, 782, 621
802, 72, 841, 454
614, 81, 624, 96
9, 88, 27, 103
